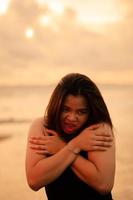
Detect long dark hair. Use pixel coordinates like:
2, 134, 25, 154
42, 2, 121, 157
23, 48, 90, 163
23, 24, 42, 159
44, 73, 112, 132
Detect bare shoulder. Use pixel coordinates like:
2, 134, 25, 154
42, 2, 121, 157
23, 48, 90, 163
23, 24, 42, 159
28, 117, 46, 137
30, 117, 44, 127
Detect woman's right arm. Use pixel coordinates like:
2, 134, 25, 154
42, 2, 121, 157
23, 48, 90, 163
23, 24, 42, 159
25, 118, 79, 191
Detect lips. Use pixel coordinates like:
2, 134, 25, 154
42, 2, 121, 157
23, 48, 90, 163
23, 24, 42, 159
63, 122, 77, 133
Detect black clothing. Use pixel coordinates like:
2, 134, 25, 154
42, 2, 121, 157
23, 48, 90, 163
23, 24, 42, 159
45, 151, 112, 200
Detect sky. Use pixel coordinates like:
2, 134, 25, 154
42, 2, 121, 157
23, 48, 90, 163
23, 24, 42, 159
0, 0, 133, 86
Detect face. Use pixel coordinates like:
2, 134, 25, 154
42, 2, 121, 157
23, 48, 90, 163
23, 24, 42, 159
60, 94, 89, 134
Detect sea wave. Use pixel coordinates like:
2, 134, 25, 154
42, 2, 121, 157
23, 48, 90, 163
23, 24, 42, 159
0, 118, 31, 124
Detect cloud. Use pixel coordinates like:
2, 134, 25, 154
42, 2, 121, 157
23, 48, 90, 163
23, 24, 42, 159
0, 0, 133, 85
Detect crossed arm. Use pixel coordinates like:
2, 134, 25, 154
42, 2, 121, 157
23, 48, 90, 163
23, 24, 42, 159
25, 117, 115, 193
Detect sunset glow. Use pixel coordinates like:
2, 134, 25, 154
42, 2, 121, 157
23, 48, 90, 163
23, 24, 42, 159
0, 0, 10, 14
36, 0, 123, 32
75, 0, 123, 31
36, 0, 64, 15
25, 28, 34, 39
48, 1, 64, 15
79, 14, 121, 25
39, 15, 52, 26
0, 0, 132, 87
37, 0, 64, 29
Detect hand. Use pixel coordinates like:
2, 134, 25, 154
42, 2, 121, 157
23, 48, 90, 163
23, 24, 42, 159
29, 129, 66, 155
69, 123, 113, 152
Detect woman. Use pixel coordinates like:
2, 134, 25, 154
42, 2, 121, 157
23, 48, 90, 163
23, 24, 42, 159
25, 73, 115, 200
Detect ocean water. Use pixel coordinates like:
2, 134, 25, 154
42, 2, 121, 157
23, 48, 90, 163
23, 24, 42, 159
0, 84, 133, 200
0, 84, 132, 123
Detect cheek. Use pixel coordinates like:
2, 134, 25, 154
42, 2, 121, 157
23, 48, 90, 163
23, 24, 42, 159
60, 113, 65, 124
80, 115, 88, 125
60, 113, 65, 120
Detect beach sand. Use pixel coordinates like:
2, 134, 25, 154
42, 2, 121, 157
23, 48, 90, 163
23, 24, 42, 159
0, 123, 47, 200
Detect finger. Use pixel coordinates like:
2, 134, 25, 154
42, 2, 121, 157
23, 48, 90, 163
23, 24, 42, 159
94, 130, 112, 137
30, 144, 46, 150
30, 136, 45, 140
35, 150, 50, 155
29, 138, 46, 145
95, 135, 113, 142
95, 141, 112, 147
30, 136, 50, 140
92, 146, 107, 151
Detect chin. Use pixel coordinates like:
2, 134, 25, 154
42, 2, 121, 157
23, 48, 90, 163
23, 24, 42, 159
64, 128, 79, 135
64, 130, 75, 135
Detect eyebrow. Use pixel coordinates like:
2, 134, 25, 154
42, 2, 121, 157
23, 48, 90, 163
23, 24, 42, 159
78, 108, 89, 112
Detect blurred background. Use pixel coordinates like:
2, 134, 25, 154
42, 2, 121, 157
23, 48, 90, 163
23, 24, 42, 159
0, 0, 133, 199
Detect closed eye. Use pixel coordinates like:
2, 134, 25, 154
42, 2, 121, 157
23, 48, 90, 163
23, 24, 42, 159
62, 106, 70, 112
77, 109, 88, 115
62, 106, 89, 115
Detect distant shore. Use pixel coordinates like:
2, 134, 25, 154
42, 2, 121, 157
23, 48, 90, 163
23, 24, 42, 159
0, 118, 31, 124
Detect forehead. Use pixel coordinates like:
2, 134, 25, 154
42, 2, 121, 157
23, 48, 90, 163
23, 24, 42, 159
63, 94, 88, 108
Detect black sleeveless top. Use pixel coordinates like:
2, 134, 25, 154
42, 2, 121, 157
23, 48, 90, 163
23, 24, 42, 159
45, 151, 112, 200
45, 133, 112, 200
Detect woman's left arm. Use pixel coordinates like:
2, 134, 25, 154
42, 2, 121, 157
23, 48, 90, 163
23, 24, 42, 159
71, 138, 115, 194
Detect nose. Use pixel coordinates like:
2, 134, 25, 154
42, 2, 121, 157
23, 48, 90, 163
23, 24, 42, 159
67, 112, 77, 122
